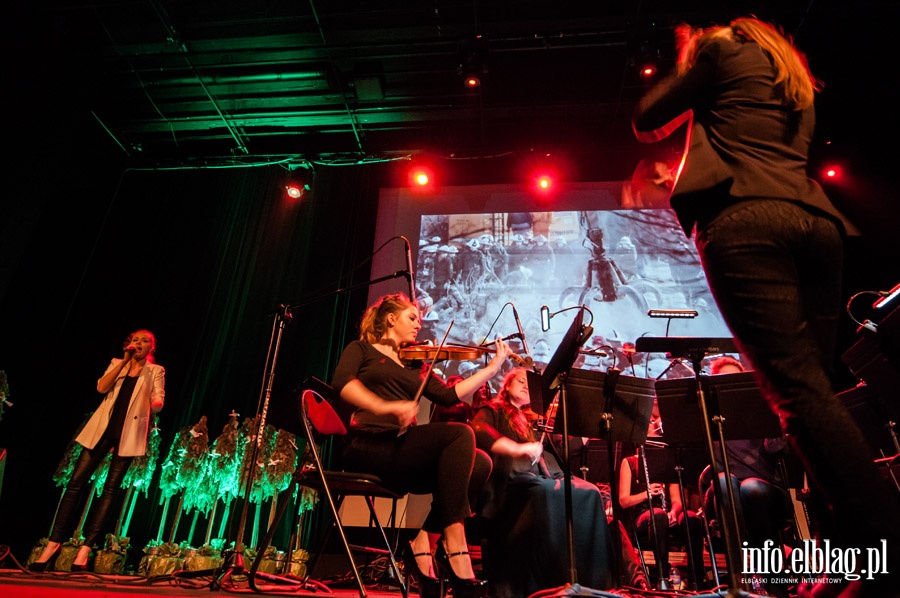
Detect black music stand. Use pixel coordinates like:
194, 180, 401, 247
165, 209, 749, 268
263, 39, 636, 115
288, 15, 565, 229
556, 367, 657, 587
637, 439, 711, 589
533, 308, 601, 592
654, 373, 781, 445
558, 368, 656, 442
637, 336, 755, 597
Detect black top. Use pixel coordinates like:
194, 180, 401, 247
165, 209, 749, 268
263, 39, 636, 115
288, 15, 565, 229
625, 454, 665, 517
633, 36, 857, 237
103, 374, 138, 441
331, 340, 460, 433
472, 401, 567, 518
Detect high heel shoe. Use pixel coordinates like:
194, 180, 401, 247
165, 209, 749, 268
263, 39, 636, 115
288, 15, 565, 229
70, 546, 91, 572
28, 543, 61, 573
402, 542, 445, 598
434, 543, 487, 598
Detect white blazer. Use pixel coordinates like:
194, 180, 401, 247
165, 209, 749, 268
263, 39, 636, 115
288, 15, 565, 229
75, 359, 165, 457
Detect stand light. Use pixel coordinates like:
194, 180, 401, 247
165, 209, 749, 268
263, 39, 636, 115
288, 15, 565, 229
540, 305, 588, 331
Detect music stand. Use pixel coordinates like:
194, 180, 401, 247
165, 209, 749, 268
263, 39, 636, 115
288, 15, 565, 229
555, 367, 657, 586
634, 443, 706, 485
534, 308, 596, 589
655, 373, 781, 445
837, 384, 900, 459
556, 368, 656, 442
656, 369, 784, 596
636, 336, 753, 597
526, 369, 546, 415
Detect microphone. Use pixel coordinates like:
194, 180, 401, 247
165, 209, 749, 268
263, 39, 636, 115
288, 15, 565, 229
401, 236, 416, 302
511, 303, 530, 356
125, 345, 137, 354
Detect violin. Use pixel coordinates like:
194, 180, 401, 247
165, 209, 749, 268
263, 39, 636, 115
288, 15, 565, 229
398, 344, 488, 361
521, 406, 543, 423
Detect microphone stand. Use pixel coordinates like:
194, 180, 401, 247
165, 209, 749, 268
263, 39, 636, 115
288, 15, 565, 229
195, 270, 411, 590
214, 304, 297, 588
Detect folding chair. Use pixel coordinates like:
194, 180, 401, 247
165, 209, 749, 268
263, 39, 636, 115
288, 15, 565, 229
293, 388, 408, 598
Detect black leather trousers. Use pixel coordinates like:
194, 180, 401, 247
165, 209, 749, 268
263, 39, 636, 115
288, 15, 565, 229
50, 437, 133, 548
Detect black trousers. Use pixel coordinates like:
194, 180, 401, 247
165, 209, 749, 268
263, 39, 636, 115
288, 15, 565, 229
695, 199, 900, 555
634, 508, 705, 584
344, 422, 490, 534
51, 437, 132, 548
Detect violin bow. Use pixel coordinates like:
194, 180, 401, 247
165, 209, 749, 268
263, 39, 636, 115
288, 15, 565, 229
399, 319, 454, 436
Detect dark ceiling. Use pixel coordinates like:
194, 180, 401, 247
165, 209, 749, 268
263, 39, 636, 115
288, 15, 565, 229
9, 1, 894, 184
5, 1, 836, 172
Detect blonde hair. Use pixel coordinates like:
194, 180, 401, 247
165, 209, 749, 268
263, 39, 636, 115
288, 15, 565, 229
125, 329, 157, 363
358, 293, 416, 344
676, 17, 821, 110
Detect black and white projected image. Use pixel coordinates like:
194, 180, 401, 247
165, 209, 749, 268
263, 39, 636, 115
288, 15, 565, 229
415, 209, 733, 387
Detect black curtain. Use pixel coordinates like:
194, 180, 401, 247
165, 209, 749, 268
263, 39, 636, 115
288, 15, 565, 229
0, 160, 391, 562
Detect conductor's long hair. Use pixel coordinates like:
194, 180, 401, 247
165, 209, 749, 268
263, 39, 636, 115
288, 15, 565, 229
676, 16, 821, 110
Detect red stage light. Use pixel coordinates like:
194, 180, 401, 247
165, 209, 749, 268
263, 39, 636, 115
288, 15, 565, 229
284, 183, 308, 199
464, 76, 481, 89
536, 175, 553, 190
408, 165, 436, 189
640, 64, 657, 78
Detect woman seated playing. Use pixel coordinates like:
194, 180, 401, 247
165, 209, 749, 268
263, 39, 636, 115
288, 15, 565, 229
470, 367, 618, 597
332, 293, 512, 598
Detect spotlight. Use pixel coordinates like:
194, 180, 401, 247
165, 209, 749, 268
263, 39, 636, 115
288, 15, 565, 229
529, 163, 562, 199
284, 182, 309, 199
283, 161, 312, 199
463, 75, 481, 89
407, 164, 436, 189
632, 41, 661, 80
458, 36, 489, 91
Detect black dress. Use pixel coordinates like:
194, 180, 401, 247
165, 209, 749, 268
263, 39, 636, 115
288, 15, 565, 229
471, 402, 613, 597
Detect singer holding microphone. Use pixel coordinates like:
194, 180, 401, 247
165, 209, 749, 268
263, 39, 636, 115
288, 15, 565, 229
29, 329, 165, 572
332, 293, 511, 598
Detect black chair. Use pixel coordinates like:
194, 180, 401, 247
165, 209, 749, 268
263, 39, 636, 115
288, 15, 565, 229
252, 389, 408, 598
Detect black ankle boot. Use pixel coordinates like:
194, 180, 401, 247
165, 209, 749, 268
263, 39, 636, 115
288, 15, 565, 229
402, 542, 445, 598
434, 543, 487, 598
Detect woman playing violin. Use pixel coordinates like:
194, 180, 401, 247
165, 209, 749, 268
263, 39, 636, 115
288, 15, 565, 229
470, 367, 624, 597
332, 292, 512, 598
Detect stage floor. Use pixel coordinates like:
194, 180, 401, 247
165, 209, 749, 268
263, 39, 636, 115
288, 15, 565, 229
1, 567, 402, 598
0, 568, 687, 598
